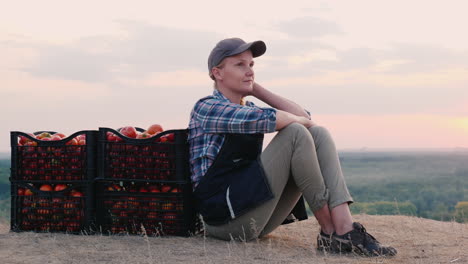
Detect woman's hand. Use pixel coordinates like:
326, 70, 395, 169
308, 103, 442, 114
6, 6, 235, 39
297, 116, 316, 128
276, 110, 316, 130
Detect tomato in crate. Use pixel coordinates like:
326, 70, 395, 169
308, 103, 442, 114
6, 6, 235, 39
10, 130, 98, 182
95, 180, 200, 236
98, 127, 188, 181
11, 182, 93, 233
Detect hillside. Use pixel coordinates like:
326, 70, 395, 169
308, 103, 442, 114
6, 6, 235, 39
0, 215, 466, 264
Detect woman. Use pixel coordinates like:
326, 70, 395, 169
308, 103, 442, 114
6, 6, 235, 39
188, 38, 397, 257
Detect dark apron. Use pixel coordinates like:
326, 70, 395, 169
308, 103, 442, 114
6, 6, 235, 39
193, 133, 308, 226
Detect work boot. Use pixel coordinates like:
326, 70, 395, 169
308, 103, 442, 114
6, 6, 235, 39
316, 230, 334, 253
332, 222, 397, 257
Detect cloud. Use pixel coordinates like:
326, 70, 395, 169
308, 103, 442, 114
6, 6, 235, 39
22, 45, 116, 82
377, 43, 468, 74
259, 67, 468, 115
275, 16, 344, 39
257, 42, 468, 86
283, 44, 468, 74
5, 18, 468, 119
20, 20, 221, 83
110, 20, 220, 72
335, 48, 377, 69
266, 38, 335, 56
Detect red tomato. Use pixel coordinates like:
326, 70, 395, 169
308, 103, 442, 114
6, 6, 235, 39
52, 197, 63, 206
39, 184, 53, 191
136, 132, 153, 139
161, 202, 175, 210
17, 188, 25, 196
70, 190, 83, 197
50, 135, 62, 141
147, 212, 158, 219
54, 133, 66, 139
19, 133, 35, 145
165, 133, 175, 142
64, 199, 77, 210
147, 124, 163, 135
24, 189, 34, 196
148, 185, 160, 192
73, 135, 85, 144
54, 184, 67, 192
160, 185, 171, 193
24, 141, 38, 146
171, 188, 181, 193
127, 197, 139, 207
163, 212, 177, 224
107, 184, 122, 192
160, 133, 175, 143
66, 138, 78, 145
106, 131, 123, 142
36, 132, 52, 139
120, 126, 137, 138
106, 132, 115, 141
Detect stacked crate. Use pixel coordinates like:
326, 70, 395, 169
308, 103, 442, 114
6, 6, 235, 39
95, 128, 200, 236
10, 131, 98, 233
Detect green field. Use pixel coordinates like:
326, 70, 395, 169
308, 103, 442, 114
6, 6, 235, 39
340, 151, 468, 221
0, 151, 467, 222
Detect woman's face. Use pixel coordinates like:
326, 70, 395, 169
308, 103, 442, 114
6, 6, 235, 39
214, 50, 255, 96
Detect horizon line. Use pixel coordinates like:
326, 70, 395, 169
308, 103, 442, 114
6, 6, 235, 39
1, 147, 468, 155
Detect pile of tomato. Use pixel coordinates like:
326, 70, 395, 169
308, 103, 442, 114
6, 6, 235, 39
11, 124, 194, 235
105, 124, 174, 142
16, 132, 88, 181
103, 124, 177, 180
18, 132, 86, 146
101, 181, 184, 235
16, 183, 85, 232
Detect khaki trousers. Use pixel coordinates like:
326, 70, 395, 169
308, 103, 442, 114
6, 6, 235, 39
205, 123, 353, 241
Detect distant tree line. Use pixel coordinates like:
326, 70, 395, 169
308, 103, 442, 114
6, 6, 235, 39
346, 170, 467, 222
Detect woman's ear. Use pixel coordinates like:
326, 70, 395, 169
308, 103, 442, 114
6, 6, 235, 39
212, 67, 223, 81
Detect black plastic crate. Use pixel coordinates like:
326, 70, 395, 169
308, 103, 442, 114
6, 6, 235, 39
98, 128, 189, 181
95, 180, 201, 236
10, 181, 94, 233
10, 131, 98, 182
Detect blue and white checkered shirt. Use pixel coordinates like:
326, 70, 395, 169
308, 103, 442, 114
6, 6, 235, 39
188, 89, 277, 186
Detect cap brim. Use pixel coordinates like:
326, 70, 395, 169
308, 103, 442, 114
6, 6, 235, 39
229, 40, 266, 58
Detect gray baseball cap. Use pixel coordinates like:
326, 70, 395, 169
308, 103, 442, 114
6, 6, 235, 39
208, 38, 266, 77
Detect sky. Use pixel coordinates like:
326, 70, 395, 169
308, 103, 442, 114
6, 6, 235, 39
1, 0, 468, 152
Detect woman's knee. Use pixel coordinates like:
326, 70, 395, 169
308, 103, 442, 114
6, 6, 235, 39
310, 125, 332, 142
310, 125, 329, 136
280, 122, 310, 139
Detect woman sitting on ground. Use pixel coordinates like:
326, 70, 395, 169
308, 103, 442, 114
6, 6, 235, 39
188, 37, 397, 257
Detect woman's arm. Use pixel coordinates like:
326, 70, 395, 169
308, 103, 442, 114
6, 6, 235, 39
250, 82, 311, 119
193, 97, 276, 134
275, 110, 315, 130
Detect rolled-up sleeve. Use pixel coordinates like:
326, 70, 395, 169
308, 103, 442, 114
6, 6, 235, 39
194, 98, 277, 134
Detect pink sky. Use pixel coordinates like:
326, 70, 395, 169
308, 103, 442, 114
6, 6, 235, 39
1, 0, 468, 152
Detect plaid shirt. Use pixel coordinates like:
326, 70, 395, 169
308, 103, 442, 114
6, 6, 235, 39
188, 89, 277, 186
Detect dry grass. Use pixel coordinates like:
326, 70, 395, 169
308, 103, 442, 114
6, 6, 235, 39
0, 215, 466, 264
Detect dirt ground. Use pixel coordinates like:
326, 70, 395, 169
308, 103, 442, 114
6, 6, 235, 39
0, 214, 466, 264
